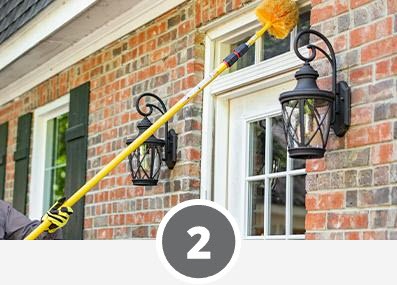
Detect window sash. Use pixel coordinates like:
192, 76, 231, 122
245, 114, 306, 239
44, 114, 68, 208
29, 94, 69, 220
214, 2, 311, 75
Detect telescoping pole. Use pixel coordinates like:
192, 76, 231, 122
25, 0, 298, 240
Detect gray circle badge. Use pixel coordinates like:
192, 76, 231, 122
156, 199, 240, 283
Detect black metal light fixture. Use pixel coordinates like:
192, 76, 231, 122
279, 29, 351, 159
126, 93, 177, 186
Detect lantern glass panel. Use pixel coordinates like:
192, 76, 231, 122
282, 97, 332, 150
129, 143, 163, 184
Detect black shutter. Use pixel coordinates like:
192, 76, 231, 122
13, 113, 32, 213
0, 122, 8, 200
64, 82, 90, 239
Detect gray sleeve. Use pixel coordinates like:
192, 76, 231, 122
1, 200, 62, 240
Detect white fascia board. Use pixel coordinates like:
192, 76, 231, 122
0, 0, 98, 70
0, 0, 185, 106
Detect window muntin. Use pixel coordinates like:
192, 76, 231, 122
43, 113, 68, 210
222, 9, 311, 74
247, 115, 306, 238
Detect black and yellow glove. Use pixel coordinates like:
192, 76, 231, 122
42, 197, 73, 233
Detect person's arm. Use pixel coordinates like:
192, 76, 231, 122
1, 200, 63, 240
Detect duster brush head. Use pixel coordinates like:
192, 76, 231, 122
255, 0, 299, 39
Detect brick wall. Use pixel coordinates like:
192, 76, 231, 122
305, 0, 397, 239
3, 0, 394, 240
0, 0, 253, 239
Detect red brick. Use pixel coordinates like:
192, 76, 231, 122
345, 231, 361, 240
351, 105, 373, 126
186, 148, 201, 161
351, 86, 368, 105
305, 233, 317, 240
376, 59, 391, 79
97, 228, 113, 239
349, 65, 372, 84
347, 122, 392, 147
306, 158, 326, 172
305, 213, 326, 230
387, 0, 397, 14
151, 46, 170, 62
363, 231, 387, 240
311, 5, 334, 24
350, 25, 375, 48
178, 20, 192, 36
361, 37, 396, 64
326, 136, 345, 150
306, 192, 345, 211
371, 143, 394, 164
216, 0, 225, 16
311, 0, 323, 5
84, 218, 93, 229
305, 195, 317, 211
327, 212, 368, 229
350, 0, 371, 8
391, 56, 397, 74
333, 34, 347, 52
375, 17, 393, 39
187, 61, 204, 73
336, 0, 348, 14
165, 55, 177, 68
195, 0, 202, 27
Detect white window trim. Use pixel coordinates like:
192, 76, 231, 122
199, 1, 310, 239
29, 95, 69, 220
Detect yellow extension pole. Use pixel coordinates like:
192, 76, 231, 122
24, 22, 271, 240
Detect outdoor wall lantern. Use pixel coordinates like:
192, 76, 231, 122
126, 93, 177, 186
279, 29, 351, 159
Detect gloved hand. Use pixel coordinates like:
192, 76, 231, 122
42, 197, 73, 233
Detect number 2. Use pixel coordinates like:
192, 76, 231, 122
187, 226, 211, 260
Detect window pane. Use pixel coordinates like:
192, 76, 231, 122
44, 113, 68, 210
292, 175, 306, 234
52, 166, 67, 204
248, 181, 264, 236
262, 33, 290, 60
55, 114, 68, 166
297, 11, 311, 47
229, 37, 255, 73
271, 116, 287, 173
249, 120, 266, 176
270, 176, 286, 235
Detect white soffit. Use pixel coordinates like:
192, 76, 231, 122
0, 0, 185, 106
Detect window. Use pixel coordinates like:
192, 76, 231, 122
43, 113, 68, 209
219, 9, 311, 74
200, 1, 311, 240
29, 95, 69, 219
247, 115, 306, 238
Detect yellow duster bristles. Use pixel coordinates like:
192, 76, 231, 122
255, 0, 299, 39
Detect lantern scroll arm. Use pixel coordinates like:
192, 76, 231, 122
293, 29, 337, 95
134, 92, 177, 169
293, 29, 350, 137
135, 92, 170, 155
